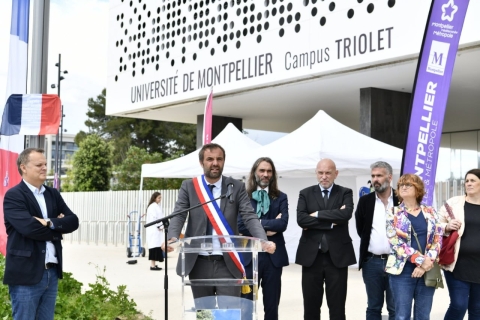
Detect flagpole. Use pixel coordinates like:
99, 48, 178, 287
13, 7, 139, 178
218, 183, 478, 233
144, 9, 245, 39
28, 0, 51, 149
49, 54, 68, 190
54, 54, 61, 189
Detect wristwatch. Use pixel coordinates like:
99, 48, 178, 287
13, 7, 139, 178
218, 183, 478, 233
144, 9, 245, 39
45, 219, 52, 228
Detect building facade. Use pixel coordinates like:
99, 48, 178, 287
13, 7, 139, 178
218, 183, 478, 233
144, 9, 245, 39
106, 0, 480, 181
44, 133, 78, 176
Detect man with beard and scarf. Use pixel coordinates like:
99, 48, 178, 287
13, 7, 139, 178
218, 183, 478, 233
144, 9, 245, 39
355, 161, 399, 320
163, 143, 276, 310
238, 157, 289, 320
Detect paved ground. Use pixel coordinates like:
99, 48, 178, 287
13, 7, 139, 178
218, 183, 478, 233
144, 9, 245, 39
63, 243, 456, 320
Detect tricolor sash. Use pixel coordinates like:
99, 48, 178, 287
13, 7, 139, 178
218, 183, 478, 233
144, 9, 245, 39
192, 175, 246, 277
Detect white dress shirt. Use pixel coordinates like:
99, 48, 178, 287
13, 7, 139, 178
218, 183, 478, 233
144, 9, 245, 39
23, 180, 58, 264
368, 188, 394, 255
199, 176, 223, 255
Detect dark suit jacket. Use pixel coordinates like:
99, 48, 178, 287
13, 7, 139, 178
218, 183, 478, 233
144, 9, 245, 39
238, 191, 289, 268
355, 189, 399, 270
168, 176, 267, 277
295, 184, 356, 268
3, 181, 79, 285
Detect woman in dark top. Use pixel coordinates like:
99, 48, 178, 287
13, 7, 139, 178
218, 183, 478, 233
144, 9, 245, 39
439, 168, 480, 320
385, 174, 443, 320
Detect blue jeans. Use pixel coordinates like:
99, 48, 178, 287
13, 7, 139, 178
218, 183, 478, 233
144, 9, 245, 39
9, 266, 58, 320
444, 270, 480, 320
389, 262, 435, 320
362, 255, 395, 320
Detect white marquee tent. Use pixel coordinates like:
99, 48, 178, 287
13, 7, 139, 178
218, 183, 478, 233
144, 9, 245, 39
140, 111, 404, 264
140, 123, 262, 182
227, 110, 403, 178
226, 110, 404, 263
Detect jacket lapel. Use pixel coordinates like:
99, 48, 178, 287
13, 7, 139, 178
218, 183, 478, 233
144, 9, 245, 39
44, 188, 54, 218
313, 185, 324, 209
20, 181, 43, 218
327, 184, 339, 209
220, 176, 227, 213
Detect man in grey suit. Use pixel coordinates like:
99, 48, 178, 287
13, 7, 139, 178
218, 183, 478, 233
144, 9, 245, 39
163, 143, 276, 308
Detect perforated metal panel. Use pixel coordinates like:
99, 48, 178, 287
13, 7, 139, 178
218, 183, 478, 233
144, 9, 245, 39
111, 0, 398, 80
108, 0, 427, 116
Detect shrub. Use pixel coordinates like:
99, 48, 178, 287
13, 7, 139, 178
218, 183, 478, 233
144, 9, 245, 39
0, 256, 151, 320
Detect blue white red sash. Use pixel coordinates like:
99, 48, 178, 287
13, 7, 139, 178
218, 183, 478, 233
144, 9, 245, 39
192, 175, 246, 277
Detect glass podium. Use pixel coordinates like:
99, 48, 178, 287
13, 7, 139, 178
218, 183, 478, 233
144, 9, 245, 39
178, 235, 267, 320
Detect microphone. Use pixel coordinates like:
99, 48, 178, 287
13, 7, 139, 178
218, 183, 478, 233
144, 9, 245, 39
227, 183, 234, 203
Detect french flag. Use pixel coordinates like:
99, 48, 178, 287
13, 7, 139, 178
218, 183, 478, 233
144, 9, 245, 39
1, 94, 61, 136
0, 0, 30, 256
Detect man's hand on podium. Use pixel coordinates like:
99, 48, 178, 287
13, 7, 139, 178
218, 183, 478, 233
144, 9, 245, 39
161, 237, 178, 252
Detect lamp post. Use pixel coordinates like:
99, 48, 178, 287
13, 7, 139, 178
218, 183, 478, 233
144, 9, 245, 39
51, 53, 68, 190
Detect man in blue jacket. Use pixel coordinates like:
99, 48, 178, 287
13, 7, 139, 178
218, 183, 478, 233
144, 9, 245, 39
239, 157, 289, 320
3, 148, 79, 319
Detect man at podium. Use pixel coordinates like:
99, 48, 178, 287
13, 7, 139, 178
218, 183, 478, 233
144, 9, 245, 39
163, 143, 276, 309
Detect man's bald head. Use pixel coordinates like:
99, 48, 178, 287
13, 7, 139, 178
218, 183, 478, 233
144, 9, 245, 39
315, 158, 338, 189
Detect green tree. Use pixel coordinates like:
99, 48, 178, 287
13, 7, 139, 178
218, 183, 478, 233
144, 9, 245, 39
61, 157, 75, 192
78, 88, 197, 165
71, 134, 113, 191
113, 146, 184, 190
196, 309, 214, 320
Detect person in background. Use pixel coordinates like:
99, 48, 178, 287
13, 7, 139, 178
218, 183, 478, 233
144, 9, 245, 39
146, 192, 164, 271
385, 174, 442, 320
439, 168, 480, 320
238, 157, 289, 320
356, 161, 398, 320
3, 148, 79, 319
295, 158, 356, 320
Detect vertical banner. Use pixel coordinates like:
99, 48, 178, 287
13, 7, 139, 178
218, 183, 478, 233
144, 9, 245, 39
202, 88, 213, 145
401, 0, 470, 205
0, 0, 30, 256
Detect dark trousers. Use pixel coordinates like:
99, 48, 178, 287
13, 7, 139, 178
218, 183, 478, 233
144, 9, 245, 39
242, 253, 283, 320
302, 250, 348, 320
361, 255, 395, 320
444, 270, 480, 320
188, 257, 240, 310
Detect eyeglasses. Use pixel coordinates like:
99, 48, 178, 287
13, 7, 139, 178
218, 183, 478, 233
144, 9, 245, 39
399, 183, 413, 189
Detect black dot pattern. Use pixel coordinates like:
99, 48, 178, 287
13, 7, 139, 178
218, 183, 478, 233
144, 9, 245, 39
113, 0, 396, 81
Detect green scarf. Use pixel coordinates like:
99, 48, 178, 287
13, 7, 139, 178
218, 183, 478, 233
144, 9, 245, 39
252, 189, 270, 218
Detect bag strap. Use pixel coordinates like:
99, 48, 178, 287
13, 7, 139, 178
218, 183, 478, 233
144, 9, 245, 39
444, 202, 456, 220
410, 224, 424, 255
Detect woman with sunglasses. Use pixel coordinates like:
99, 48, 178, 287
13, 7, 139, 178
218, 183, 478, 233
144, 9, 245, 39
385, 174, 443, 320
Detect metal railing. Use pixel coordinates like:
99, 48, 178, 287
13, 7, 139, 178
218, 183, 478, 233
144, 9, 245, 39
61, 190, 178, 246
434, 179, 465, 209
60, 180, 464, 246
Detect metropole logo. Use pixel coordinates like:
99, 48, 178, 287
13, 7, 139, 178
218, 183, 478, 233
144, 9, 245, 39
441, 0, 458, 22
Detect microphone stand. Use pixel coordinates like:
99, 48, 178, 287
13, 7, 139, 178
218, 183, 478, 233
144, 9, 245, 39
144, 190, 232, 320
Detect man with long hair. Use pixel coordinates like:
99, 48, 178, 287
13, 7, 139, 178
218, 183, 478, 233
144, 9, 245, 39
239, 157, 289, 320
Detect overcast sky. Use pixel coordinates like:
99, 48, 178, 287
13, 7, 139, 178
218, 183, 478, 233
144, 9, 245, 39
0, 0, 285, 145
